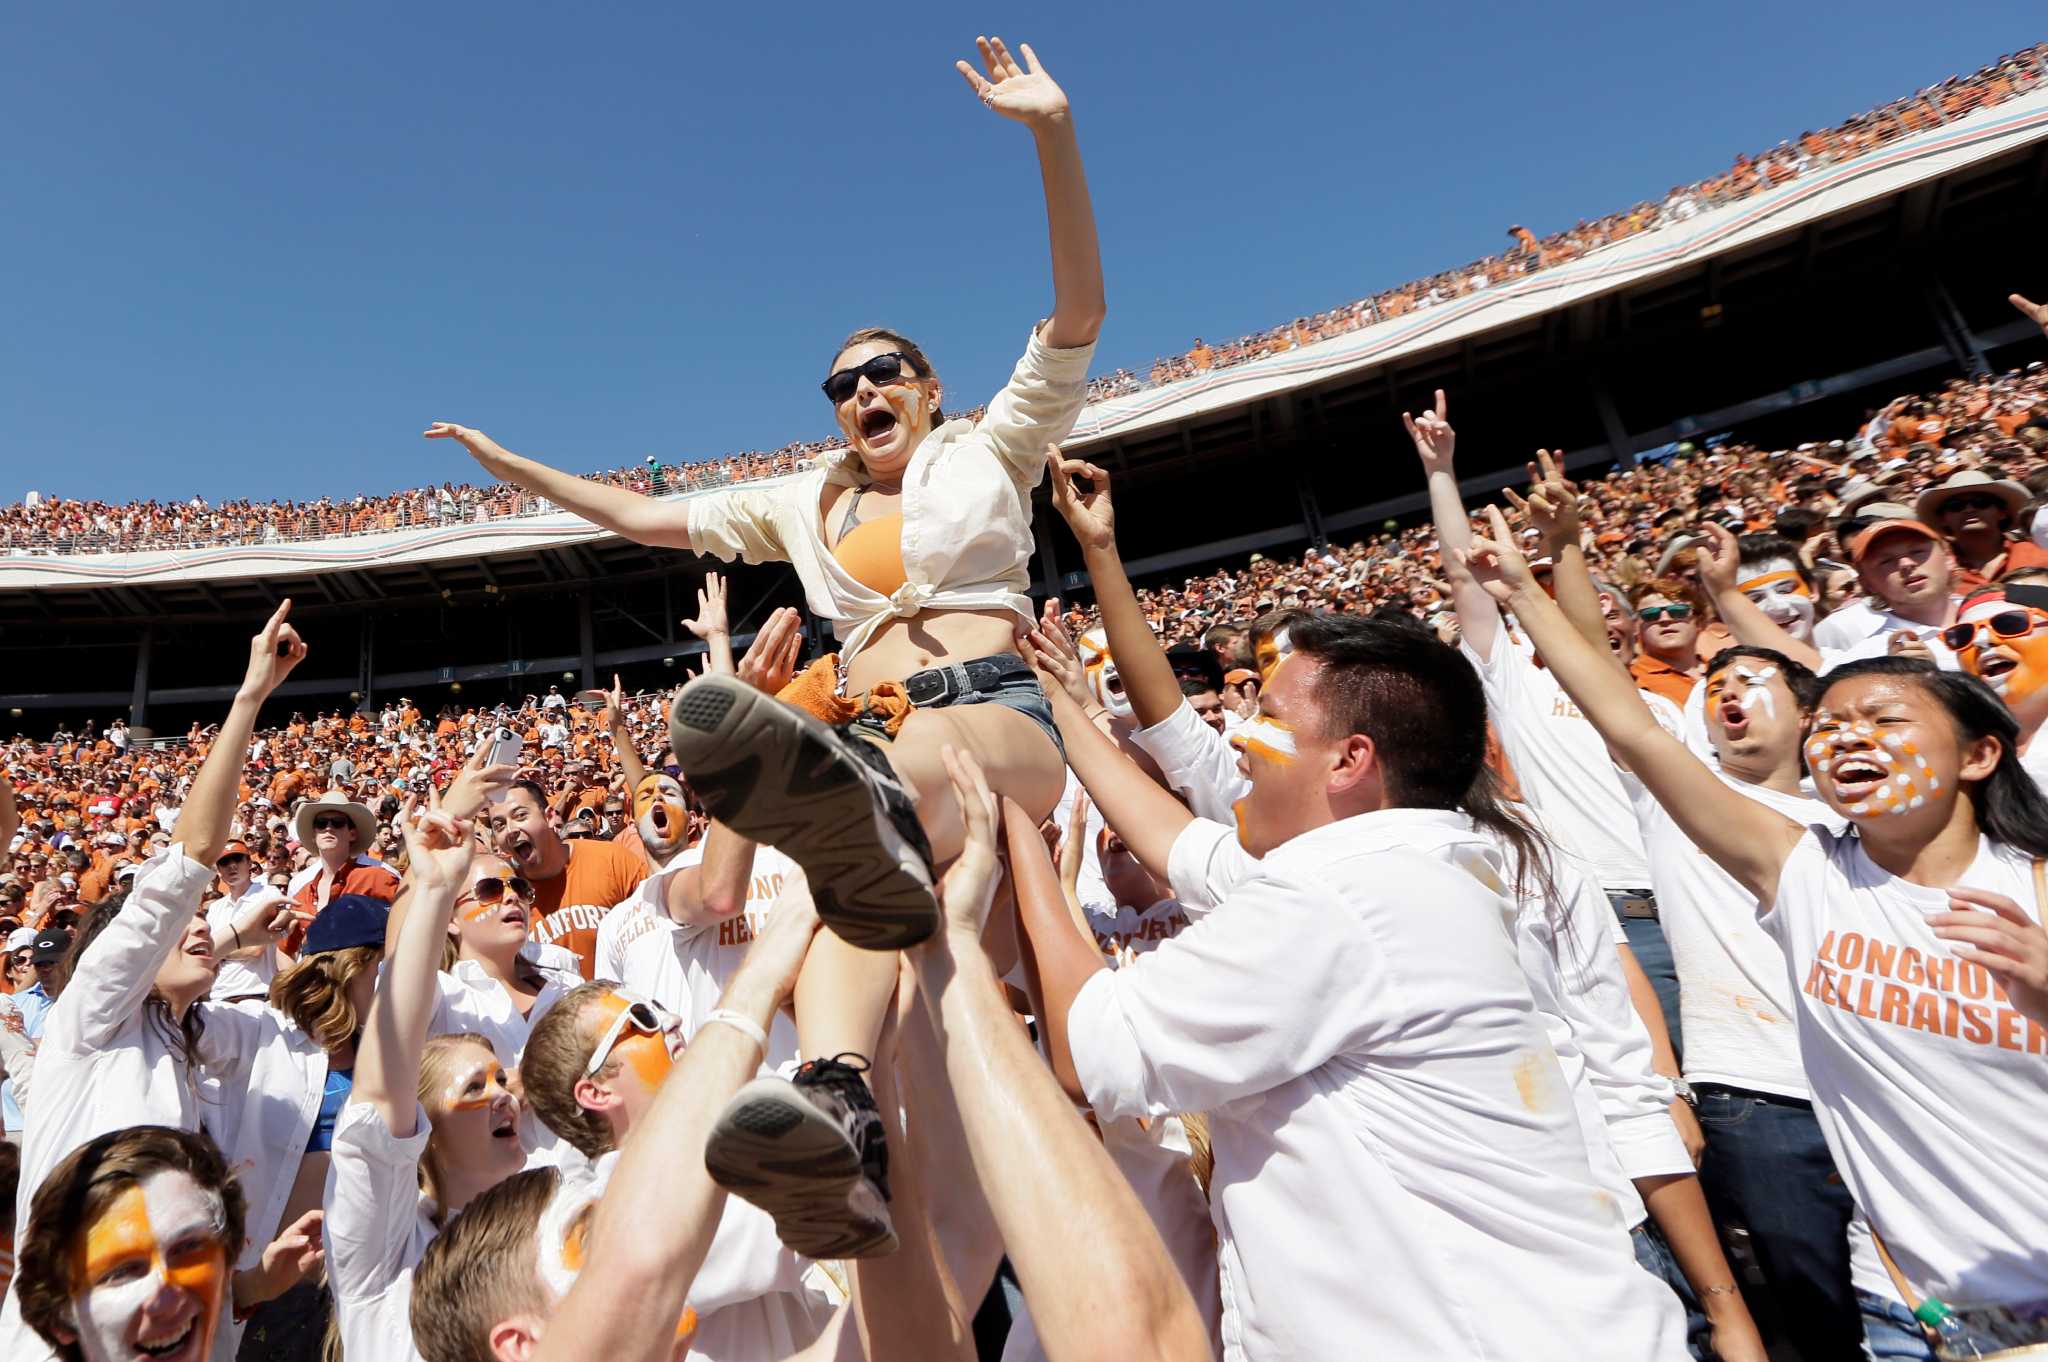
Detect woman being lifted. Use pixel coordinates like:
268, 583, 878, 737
427, 35, 1102, 1258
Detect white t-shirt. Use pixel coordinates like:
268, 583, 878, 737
1130, 699, 1249, 828
1762, 828, 2048, 1307
206, 882, 287, 1001
1631, 770, 1838, 1098
1463, 633, 1654, 891
594, 841, 804, 1069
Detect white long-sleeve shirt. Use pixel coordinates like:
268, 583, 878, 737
685, 326, 1096, 662
2, 848, 326, 1362
1071, 809, 1686, 1361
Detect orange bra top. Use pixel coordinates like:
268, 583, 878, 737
832, 513, 907, 597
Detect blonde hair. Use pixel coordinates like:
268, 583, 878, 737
268, 944, 382, 1051
418, 1032, 503, 1221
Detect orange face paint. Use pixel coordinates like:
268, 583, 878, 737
70, 1176, 228, 1362
589, 993, 675, 1090
440, 1056, 514, 1114
1229, 715, 1299, 767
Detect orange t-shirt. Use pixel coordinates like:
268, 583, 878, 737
1630, 654, 1700, 707
527, 838, 650, 978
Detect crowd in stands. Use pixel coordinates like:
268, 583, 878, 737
7, 41, 2045, 559
7, 332, 2048, 1359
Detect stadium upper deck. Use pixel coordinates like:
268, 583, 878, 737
6, 56, 2048, 596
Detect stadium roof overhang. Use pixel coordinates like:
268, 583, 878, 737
7, 83, 2048, 617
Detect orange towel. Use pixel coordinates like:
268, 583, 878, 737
774, 654, 914, 739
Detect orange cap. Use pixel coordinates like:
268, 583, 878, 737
1848, 519, 1944, 565
216, 840, 251, 863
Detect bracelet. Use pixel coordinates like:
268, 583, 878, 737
703, 1009, 768, 1053
1697, 1283, 1741, 1299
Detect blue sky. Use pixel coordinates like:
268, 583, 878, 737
2, 3, 2041, 504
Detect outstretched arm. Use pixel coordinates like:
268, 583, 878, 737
1462, 507, 1805, 905
599, 675, 648, 796
354, 798, 472, 1140
422, 425, 694, 550
1508, 450, 1627, 679
1007, 797, 1103, 1103
1405, 391, 1501, 660
957, 38, 1105, 348
177, 600, 306, 864
1022, 631, 1194, 883
1047, 451, 1181, 728
915, 750, 1212, 1362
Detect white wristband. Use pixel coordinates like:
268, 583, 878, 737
703, 1009, 768, 1053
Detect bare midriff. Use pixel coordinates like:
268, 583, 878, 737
845, 608, 1022, 694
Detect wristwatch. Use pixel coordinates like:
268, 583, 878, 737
1671, 1078, 1697, 1107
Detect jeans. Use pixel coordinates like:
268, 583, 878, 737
1634, 1221, 1711, 1360
1610, 891, 1683, 1062
1695, 1085, 1863, 1362
1859, 1290, 1935, 1361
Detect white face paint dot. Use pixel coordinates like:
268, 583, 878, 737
1929, 778, 1941, 791
1884, 734, 1906, 749
1817, 758, 1833, 773
1850, 802, 1870, 815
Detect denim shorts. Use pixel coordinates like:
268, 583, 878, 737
849, 653, 1062, 757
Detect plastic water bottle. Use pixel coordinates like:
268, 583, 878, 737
1913, 1299, 1992, 1359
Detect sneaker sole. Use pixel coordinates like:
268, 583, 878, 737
669, 674, 936, 950
705, 1077, 898, 1260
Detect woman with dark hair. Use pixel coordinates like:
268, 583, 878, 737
1464, 506, 2048, 1352
17, 1125, 246, 1362
427, 34, 1103, 1255
0, 606, 330, 1362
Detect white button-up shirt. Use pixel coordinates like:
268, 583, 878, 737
3, 848, 326, 1362
1072, 809, 1686, 1361
686, 327, 1096, 663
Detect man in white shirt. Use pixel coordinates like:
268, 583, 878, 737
1811, 518, 1963, 665
204, 839, 290, 1001
1023, 612, 1687, 1361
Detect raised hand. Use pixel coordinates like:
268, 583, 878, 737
599, 673, 628, 736
2011, 293, 2048, 338
1047, 445, 1115, 552
955, 36, 1069, 129
1457, 506, 1539, 604
440, 740, 518, 824
421, 423, 511, 474
735, 606, 805, 695
1933, 888, 2048, 1024
240, 599, 307, 701
935, 746, 1002, 938
681, 573, 730, 641
1503, 449, 1582, 550
1059, 791, 1090, 898
1693, 522, 1741, 597
0, 775, 16, 870
1401, 389, 1455, 476
398, 793, 475, 898
1024, 620, 1095, 712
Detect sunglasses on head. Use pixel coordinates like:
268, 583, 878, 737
584, 997, 674, 1077
821, 351, 919, 404
1942, 609, 2044, 652
464, 875, 534, 905
1637, 603, 1695, 622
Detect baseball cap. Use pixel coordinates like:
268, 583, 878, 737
6, 926, 35, 953
1849, 519, 1945, 565
304, 894, 389, 955
216, 840, 252, 863
31, 928, 72, 965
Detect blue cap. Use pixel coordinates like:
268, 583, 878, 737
304, 894, 389, 955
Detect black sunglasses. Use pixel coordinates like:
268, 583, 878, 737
821, 352, 919, 404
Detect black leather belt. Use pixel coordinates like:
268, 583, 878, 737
902, 654, 1036, 708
